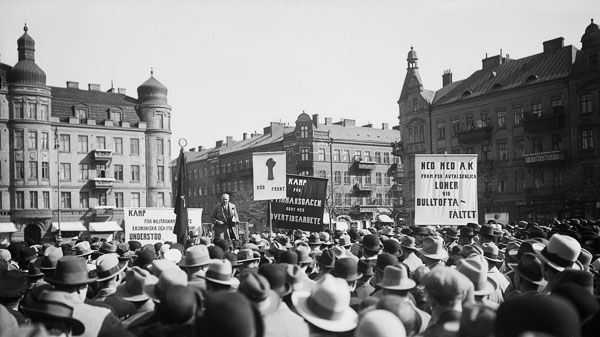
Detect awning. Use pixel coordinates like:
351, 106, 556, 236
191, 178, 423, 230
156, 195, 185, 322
88, 221, 122, 232
0, 223, 18, 233
378, 214, 394, 223
51, 222, 87, 232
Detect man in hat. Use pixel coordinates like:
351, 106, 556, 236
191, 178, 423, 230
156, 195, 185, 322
457, 255, 501, 307
442, 228, 459, 250
0, 269, 29, 324
537, 234, 582, 293
116, 267, 159, 328
201, 259, 239, 292
211, 193, 239, 242
312, 249, 336, 280
21, 289, 86, 336
360, 234, 382, 266
354, 260, 375, 300
506, 253, 546, 298
91, 254, 132, 319
399, 236, 423, 274
45, 256, 122, 337
482, 242, 510, 295
417, 236, 448, 269
179, 245, 211, 284
458, 227, 476, 246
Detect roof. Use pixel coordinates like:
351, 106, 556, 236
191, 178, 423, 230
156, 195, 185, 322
50, 86, 137, 106
219, 125, 293, 155
421, 89, 435, 103
433, 46, 577, 106
432, 80, 464, 104
317, 123, 400, 143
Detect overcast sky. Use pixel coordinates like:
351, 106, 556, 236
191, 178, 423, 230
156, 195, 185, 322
0, 0, 595, 157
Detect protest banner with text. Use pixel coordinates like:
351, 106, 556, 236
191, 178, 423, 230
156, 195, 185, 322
271, 175, 328, 231
414, 154, 478, 226
124, 207, 203, 245
253, 151, 287, 201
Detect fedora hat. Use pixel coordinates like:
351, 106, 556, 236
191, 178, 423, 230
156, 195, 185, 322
356, 309, 406, 337
360, 234, 382, 253
238, 271, 280, 315
73, 241, 93, 257
509, 253, 546, 286
308, 233, 323, 246
44, 256, 97, 286
444, 228, 459, 240
295, 246, 313, 265
319, 232, 333, 245
258, 263, 292, 297
201, 259, 239, 287
0, 269, 28, 298
418, 236, 449, 260
93, 253, 126, 282
481, 243, 503, 263
411, 227, 428, 236
278, 250, 298, 265
201, 291, 264, 337
116, 243, 134, 262
537, 234, 582, 271
21, 290, 85, 335
375, 253, 398, 273
115, 266, 158, 302
377, 264, 416, 290
27, 261, 44, 279
332, 257, 362, 282
143, 267, 188, 302
479, 224, 502, 238
292, 274, 358, 332
400, 236, 417, 250
98, 242, 117, 255
457, 256, 497, 296
316, 249, 336, 269
39, 247, 63, 271
237, 249, 260, 264
134, 250, 156, 269
459, 227, 475, 238
179, 245, 210, 268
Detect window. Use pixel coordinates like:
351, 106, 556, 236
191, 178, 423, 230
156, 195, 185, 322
96, 136, 106, 149
412, 98, 418, 112
515, 170, 525, 191
76, 135, 88, 153
437, 121, 445, 139
334, 193, 342, 206
317, 170, 327, 179
130, 138, 139, 156
97, 192, 107, 206
79, 192, 89, 209
318, 148, 326, 161
114, 164, 123, 181
40, 104, 48, 120
481, 144, 491, 160
551, 97, 563, 111
15, 161, 24, 179
532, 137, 543, 153
14, 102, 23, 118
534, 170, 545, 188
553, 169, 564, 188
498, 142, 508, 160
157, 139, 164, 155
365, 174, 372, 185
497, 179, 506, 193
60, 163, 71, 181
333, 149, 340, 162
59, 134, 70, 152
300, 125, 309, 138
531, 102, 542, 118
158, 114, 164, 129
29, 161, 37, 179
157, 192, 165, 207
43, 192, 50, 209
514, 106, 523, 125
497, 110, 506, 128
61, 192, 71, 209
28, 131, 37, 149
451, 119, 460, 135
364, 151, 371, 161
114, 138, 123, 155
552, 135, 563, 151
375, 172, 382, 185
466, 116, 475, 129
42, 162, 49, 179
344, 193, 351, 206
300, 148, 309, 161
29, 191, 38, 208
580, 93, 592, 114
384, 172, 391, 185
581, 129, 594, 150
41, 132, 49, 150
375, 152, 382, 164
76, 108, 87, 121
15, 192, 24, 209
110, 110, 122, 122
96, 164, 107, 178
514, 140, 524, 159
131, 165, 140, 182
343, 150, 350, 162
480, 112, 489, 127
27, 103, 36, 119
343, 171, 350, 185
334, 171, 341, 184
158, 166, 164, 182
15, 130, 24, 150
383, 152, 390, 164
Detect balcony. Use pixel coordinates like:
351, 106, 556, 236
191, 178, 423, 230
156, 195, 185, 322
91, 177, 115, 189
354, 183, 373, 193
391, 141, 404, 156
457, 126, 492, 143
524, 150, 567, 165
92, 149, 112, 162
353, 156, 376, 170
523, 107, 566, 133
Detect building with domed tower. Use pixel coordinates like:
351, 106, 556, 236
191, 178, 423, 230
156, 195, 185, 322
0, 25, 172, 243
397, 19, 600, 225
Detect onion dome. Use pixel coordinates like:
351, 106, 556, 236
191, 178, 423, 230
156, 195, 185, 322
8, 24, 46, 86
407, 46, 418, 61
137, 69, 168, 105
581, 19, 600, 50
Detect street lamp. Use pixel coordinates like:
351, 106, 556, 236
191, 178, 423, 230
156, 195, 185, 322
328, 133, 334, 230
54, 126, 62, 243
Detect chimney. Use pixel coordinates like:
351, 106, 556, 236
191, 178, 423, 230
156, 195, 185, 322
243, 132, 248, 140
88, 83, 101, 91
362, 123, 372, 128
382, 123, 389, 130
226, 136, 233, 146
543, 37, 564, 53
324, 117, 332, 125
66, 81, 79, 89
198, 146, 203, 151
481, 55, 503, 70
216, 140, 223, 148
312, 114, 319, 127
117, 88, 126, 95
189, 148, 196, 152
442, 69, 453, 87
251, 131, 261, 138
343, 119, 356, 127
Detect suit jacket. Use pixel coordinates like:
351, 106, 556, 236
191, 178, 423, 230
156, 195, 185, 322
211, 202, 239, 225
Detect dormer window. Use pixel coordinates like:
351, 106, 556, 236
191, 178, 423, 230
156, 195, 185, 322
526, 74, 539, 82
109, 109, 122, 123
300, 125, 309, 138
462, 90, 472, 97
75, 107, 87, 122
492, 83, 502, 90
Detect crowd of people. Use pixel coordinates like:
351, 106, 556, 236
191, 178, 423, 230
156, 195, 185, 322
1, 218, 600, 337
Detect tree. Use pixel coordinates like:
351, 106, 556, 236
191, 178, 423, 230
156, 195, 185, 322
233, 188, 268, 232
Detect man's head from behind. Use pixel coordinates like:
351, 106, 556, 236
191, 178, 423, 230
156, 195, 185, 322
376, 295, 421, 337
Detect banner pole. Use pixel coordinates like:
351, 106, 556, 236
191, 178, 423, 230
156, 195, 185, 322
268, 200, 273, 235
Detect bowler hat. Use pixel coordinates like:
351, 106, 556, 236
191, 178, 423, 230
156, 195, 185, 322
537, 234, 582, 271
18, 246, 37, 263
459, 227, 475, 238
552, 283, 600, 321
115, 266, 158, 302
21, 290, 85, 335
332, 257, 362, 282
554, 269, 594, 294
377, 265, 416, 290
179, 245, 210, 268
27, 261, 44, 279
376, 253, 398, 273
360, 234, 382, 252
444, 228, 459, 240
316, 249, 336, 269
134, 250, 156, 269
509, 252, 546, 286
383, 239, 400, 255
418, 236, 449, 260
44, 256, 97, 286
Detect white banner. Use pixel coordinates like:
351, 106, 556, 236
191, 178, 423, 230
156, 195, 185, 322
253, 151, 286, 201
123, 208, 203, 245
414, 154, 478, 226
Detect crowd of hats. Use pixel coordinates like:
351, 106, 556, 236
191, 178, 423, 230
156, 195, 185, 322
1, 219, 600, 337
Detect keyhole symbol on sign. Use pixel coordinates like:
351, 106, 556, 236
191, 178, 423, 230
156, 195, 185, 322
266, 158, 276, 180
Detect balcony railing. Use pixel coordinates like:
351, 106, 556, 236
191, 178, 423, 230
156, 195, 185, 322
353, 156, 376, 170
92, 149, 112, 162
457, 126, 493, 143
523, 107, 566, 133
91, 177, 115, 189
354, 183, 373, 193
524, 150, 567, 165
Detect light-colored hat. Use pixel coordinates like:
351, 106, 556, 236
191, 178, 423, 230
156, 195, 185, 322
179, 245, 210, 268
94, 253, 126, 282
355, 309, 406, 337
163, 249, 183, 264
143, 267, 187, 302
73, 241, 93, 257
148, 259, 179, 277
115, 266, 158, 302
376, 264, 416, 290
418, 236, 448, 260
537, 234, 582, 271
291, 274, 358, 332
201, 259, 240, 287
457, 255, 497, 296
482, 242, 503, 263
